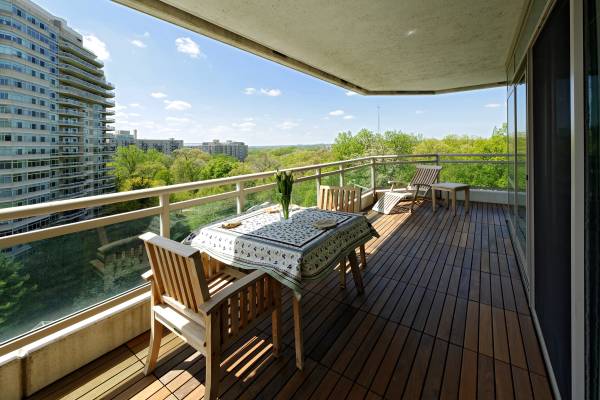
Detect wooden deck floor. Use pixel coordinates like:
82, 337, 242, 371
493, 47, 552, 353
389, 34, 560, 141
29, 202, 554, 400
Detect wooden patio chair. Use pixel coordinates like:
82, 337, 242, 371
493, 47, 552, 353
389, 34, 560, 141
139, 232, 282, 400
372, 164, 442, 214
317, 185, 367, 286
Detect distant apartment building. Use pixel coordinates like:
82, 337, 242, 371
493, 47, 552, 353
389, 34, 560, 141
112, 130, 183, 155
200, 139, 248, 161
0, 0, 115, 239
112, 129, 136, 147
137, 137, 183, 155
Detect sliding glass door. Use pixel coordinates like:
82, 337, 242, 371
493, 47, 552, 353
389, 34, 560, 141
507, 72, 528, 287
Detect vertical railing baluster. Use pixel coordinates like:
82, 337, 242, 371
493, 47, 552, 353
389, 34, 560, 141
339, 163, 345, 186
370, 157, 377, 201
236, 182, 245, 214
315, 168, 321, 205
159, 193, 170, 238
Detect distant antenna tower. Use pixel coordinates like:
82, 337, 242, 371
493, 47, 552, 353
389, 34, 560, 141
377, 105, 381, 134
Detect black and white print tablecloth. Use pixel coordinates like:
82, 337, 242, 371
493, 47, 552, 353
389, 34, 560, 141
189, 208, 379, 296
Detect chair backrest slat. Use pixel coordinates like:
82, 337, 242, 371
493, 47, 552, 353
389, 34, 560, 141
410, 165, 442, 186
318, 185, 362, 213
140, 232, 210, 312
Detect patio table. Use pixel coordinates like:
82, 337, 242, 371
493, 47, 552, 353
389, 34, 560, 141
188, 207, 379, 369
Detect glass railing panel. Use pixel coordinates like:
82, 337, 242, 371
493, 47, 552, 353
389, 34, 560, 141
169, 198, 236, 242
438, 161, 508, 190
0, 214, 159, 344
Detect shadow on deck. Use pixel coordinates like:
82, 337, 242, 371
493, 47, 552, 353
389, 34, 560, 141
28, 202, 553, 400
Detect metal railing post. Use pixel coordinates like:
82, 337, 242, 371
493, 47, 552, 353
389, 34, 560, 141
315, 168, 322, 192
159, 193, 170, 238
370, 158, 377, 198
236, 182, 245, 214
339, 163, 345, 186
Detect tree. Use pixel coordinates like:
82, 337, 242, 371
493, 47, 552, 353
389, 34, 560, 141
0, 254, 34, 326
170, 148, 209, 183
201, 155, 239, 179
110, 145, 147, 188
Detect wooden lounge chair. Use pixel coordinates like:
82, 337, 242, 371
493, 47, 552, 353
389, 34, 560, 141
139, 232, 282, 400
317, 185, 367, 287
372, 164, 442, 214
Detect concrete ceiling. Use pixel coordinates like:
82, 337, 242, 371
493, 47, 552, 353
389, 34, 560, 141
115, 0, 528, 94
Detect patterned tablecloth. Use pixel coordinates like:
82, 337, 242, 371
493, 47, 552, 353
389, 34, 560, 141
188, 208, 379, 295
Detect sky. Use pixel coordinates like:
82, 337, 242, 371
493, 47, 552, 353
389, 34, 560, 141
35, 0, 507, 146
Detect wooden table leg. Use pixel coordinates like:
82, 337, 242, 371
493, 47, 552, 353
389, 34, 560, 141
451, 190, 457, 216
338, 260, 346, 289
292, 296, 304, 370
432, 188, 437, 212
348, 250, 364, 294
464, 188, 470, 213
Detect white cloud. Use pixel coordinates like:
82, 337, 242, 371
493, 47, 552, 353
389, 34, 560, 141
243, 87, 257, 95
329, 110, 345, 116
129, 103, 141, 108
129, 113, 141, 117
151, 92, 168, 99
82, 34, 110, 61
175, 37, 203, 58
114, 104, 127, 111
166, 116, 190, 123
415, 110, 425, 114
232, 121, 256, 132
260, 88, 282, 97
142, 32, 150, 38
345, 91, 358, 96
164, 100, 192, 111
277, 121, 298, 130
343, 115, 355, 120
130, 39, 147, 48
484, 103, 501, 108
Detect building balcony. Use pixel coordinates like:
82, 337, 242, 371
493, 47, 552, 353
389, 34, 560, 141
57, 97, 87, 108
57, 85, 116, 106
57, 108, 86, 117
56, 130, 82, 136
58, 51, 104, 75
59, 74, 116, 97
59, 40, 104, 67
0, 154, 552, 400
57, 119, 83, 127
57, 63, 115, 89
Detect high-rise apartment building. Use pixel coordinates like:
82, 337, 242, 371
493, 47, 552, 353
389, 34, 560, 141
199, 139, 248, 161
0, 0, 115, 239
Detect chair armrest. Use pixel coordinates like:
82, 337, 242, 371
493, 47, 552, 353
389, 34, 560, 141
141, 270, 153, 281
199, 270, 268, 315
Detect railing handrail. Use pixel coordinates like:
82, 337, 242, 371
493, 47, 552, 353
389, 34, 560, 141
0, 153, 506, 222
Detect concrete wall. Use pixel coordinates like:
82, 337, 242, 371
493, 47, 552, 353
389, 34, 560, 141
0, 292, 150, 399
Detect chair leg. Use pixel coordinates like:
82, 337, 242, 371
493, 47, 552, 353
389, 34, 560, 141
144, 317, 163, 375
359, 245, 367, 269
338, 260, 346, 289
206, 314, 221, 400
271, 281, 282, 357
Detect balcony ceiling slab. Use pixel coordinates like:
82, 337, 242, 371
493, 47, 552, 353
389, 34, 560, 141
114, 0, 527, 94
